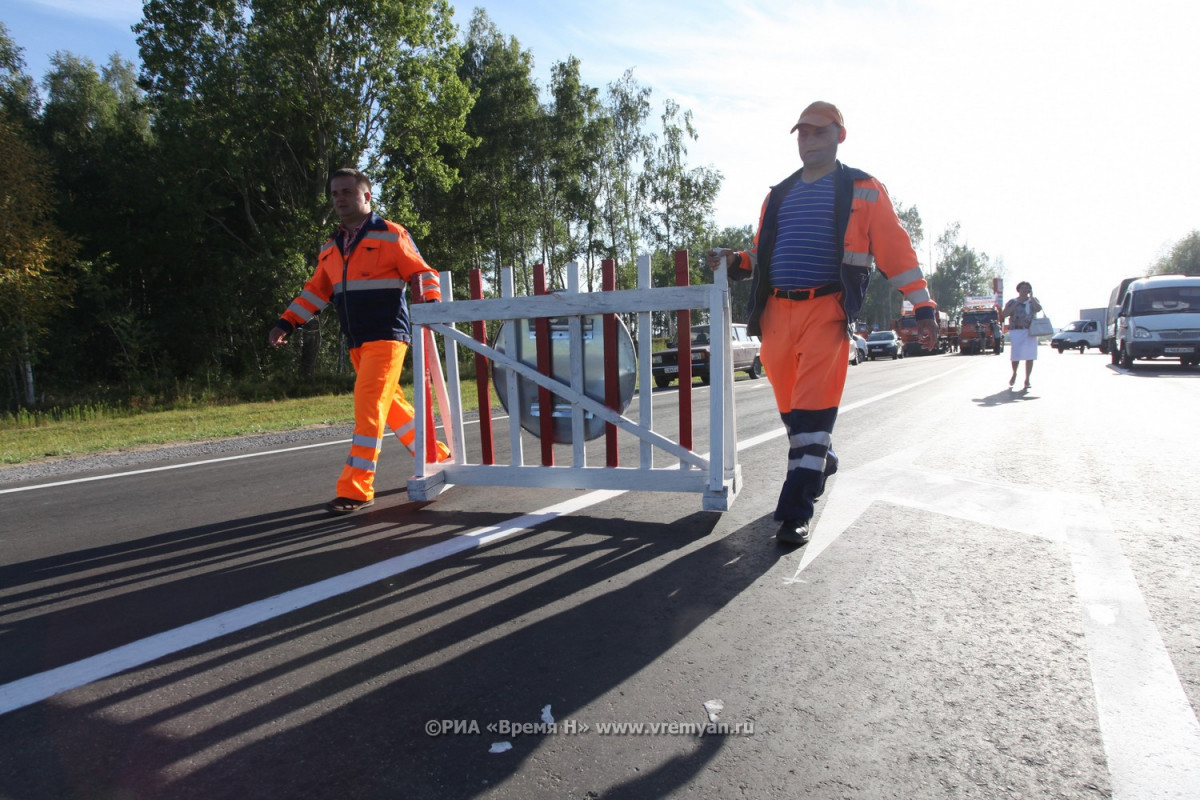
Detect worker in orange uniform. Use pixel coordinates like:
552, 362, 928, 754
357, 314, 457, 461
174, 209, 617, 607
269, 167, 449, 515
708, 102, 937, 546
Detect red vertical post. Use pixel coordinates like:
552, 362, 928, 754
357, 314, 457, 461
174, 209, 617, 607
534, 264, 555, 465
470, 269, 495, 465
675, 250, 692, 451
602, 259, 619, 467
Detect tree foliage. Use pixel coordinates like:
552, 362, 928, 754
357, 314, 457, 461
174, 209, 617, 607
0, 114, 76, 406
1152, 230, 1200, 276
856, 201, 924, 330
927, 222, 998, 321
1, 7, 726, 409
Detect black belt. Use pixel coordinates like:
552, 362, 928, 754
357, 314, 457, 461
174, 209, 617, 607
771, 283, 841, 301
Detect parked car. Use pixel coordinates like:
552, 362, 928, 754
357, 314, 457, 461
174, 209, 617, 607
652, 323, 762, 387
866, 330, 904, 360
849, 334, 868, 365
1050, 319, 1103, 353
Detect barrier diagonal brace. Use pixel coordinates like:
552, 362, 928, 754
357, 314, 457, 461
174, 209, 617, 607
430, 322, 708, 471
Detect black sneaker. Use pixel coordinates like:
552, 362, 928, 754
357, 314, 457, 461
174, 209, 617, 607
776, 519, 811, 546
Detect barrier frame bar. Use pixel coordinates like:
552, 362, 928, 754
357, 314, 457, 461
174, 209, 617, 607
408, 255, 741, 510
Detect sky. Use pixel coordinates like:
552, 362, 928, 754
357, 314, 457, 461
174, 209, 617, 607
4, 0, 1200, 320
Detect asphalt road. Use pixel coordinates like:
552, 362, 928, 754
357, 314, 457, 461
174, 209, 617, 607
2, 348, 1198, 799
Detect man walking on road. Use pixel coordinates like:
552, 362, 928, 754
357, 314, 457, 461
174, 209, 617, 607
269, 168, 449, 515
707, 101, 937, 546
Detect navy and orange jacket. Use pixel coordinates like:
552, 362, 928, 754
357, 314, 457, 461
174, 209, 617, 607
732, 161, 935, 336
276, 213, 441, 348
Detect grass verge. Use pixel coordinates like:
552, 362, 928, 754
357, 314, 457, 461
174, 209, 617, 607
0, 381, 493, 466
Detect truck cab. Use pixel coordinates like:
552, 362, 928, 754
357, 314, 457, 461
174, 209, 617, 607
958, 302, 1004, 355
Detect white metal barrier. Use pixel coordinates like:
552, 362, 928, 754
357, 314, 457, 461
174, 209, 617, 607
408, 253, 741, 511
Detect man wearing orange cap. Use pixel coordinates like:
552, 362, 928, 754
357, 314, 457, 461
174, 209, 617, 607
707, 101, 937, 546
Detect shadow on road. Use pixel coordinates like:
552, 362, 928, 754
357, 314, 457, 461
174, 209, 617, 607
971, 387, 1041, 407
0, 498, 786, 799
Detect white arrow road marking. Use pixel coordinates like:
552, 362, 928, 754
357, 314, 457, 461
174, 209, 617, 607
787, 447, 1200, 800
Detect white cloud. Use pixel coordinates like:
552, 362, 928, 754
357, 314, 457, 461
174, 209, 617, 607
473, 0, 1200, 315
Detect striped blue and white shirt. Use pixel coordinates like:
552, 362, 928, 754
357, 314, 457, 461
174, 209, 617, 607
768, 173, 839, 290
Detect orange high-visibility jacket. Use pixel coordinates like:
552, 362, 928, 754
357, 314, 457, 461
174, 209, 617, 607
732, 161, 935, 337
276, 214, 442, 348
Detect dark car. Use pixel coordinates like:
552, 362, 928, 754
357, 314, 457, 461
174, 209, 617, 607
849, 334, 868, 366
866, 330, 904, 360
652, 323, 762, 387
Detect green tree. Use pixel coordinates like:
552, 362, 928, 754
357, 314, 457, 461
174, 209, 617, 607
36, 53, 160, 389
538, 56, 600, 285
134, 0, 473, 379
641, 98, 721, 286
927, 222, 998, 321
0, 115, 76, 407
859, 200, 924, 330
419, 10, 537, 295
0, 23, 39, 125
1152, 230, 1200, 276
599, 69, 652, 282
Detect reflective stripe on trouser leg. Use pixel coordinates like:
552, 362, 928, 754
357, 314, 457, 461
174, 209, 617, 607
776, 408, 838, 521
385, 381, 450, 462
757, 293, 850, 521
336, 340, 408, 501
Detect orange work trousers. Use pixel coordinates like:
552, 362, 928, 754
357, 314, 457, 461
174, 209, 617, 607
336, 339, 450, 502
758, 293, 850, 414
758, 293, 849, 521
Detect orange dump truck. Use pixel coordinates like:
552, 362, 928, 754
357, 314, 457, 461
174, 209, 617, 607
958, 297, 1005, 355
895, 304, 951, 356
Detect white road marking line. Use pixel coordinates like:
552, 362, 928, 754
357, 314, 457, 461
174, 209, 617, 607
3, 365, 960, 496
0, 490, 624, 715
1066, 496, 1200, 799
0, 439, 352, 494
0, 413, 511, 495
0, 362, 973, 715
789, 449, 1200, 800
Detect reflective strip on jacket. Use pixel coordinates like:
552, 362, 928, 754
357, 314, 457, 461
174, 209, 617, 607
277, 213, 442, 348
732, 161, 935, 337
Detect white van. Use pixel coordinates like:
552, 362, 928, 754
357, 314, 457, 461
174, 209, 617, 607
1111, 275, 1200, 367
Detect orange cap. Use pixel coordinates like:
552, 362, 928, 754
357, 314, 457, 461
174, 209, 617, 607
790, 101, 844, 132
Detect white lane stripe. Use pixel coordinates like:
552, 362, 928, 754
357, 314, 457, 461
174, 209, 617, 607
0, 413, 514, 495
0, 365, 966, 714
1066, 495, 1200, 798
0, 440, 351, 495
3, 364, 962, 497
0, 490, 624, 715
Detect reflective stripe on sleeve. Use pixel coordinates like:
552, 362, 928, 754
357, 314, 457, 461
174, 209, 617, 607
844, 250, 872, 267
286, 301, 316, 322
905, 288, 933, 305
887, 267, 923, 288
299, 290, 328, 310
853, 187, 879, 202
